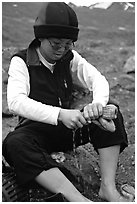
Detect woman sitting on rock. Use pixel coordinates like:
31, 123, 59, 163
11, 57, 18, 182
3, 2, 133, 202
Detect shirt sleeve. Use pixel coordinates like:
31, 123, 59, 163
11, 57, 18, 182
71, 50, 109, 107
7, 56, 61, 125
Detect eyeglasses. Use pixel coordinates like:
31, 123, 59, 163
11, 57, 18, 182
47, 39, 74, 51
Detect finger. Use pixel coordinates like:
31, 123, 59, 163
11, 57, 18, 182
97, 103, 103, 116
76, 120, 84, 129
79, 113, 87, 125
86, 104, 95, 119
83, 107, 92, 123
67, 122, 77, 130
90, 104, 99, 119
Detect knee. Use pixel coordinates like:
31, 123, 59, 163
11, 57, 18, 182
107, 101, 123, 119
107, 99, 120, 108
2, 132, 20, 160
3, 132, 19, 147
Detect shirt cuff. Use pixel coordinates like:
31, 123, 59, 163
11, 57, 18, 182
91, 99, 108, 107
49, 107, 62, 125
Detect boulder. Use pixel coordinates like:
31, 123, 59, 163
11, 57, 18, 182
118, 74, 135, 92
123, 55, 135, 74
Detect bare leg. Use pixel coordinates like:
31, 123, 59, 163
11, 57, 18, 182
98, 145, 133, 202
35, 167, 92, 202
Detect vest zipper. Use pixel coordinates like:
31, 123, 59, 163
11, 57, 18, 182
64, 79, 68, 88
58, 97, 62, 107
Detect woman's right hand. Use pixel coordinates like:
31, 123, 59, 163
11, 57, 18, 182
58, 109, 87, 129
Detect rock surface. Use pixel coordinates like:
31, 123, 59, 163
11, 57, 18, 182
123, 55, 135, 73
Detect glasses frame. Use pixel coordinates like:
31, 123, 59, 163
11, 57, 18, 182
47, 39, 74, 51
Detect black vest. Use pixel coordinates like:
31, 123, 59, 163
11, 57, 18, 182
12, 39, 74, 128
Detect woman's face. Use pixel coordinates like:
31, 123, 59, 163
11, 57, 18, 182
39, 38, 73, 63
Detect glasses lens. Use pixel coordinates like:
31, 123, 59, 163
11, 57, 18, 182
48, 39, 73, 50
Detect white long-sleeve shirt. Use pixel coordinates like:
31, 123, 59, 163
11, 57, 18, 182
7, 49, 109, 125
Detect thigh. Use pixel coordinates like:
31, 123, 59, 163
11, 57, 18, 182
3, 123, 74, 156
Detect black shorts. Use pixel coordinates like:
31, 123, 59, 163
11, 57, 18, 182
2, 108, 128, 186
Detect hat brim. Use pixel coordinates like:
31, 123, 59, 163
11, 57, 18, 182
34, 25, 79, 42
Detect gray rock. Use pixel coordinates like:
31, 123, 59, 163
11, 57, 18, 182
118, 74, 135, 91
123, 55, 135, 73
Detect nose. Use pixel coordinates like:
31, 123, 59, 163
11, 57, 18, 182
57, 46, 65, 52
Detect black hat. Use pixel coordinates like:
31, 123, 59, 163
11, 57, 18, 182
34, 2, 79, 42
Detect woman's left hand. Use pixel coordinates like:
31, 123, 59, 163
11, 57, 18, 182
83, 103, 103, 123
